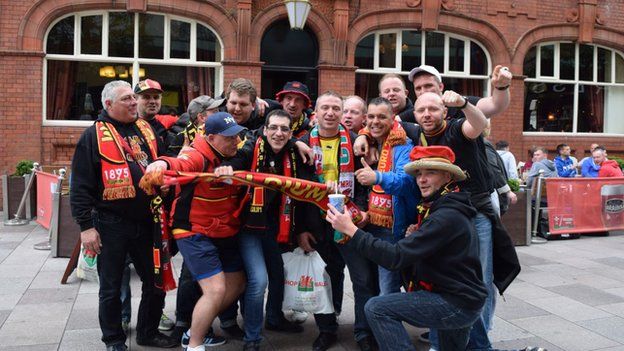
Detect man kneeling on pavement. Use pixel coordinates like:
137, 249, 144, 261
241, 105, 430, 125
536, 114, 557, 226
326, 145, 487, 351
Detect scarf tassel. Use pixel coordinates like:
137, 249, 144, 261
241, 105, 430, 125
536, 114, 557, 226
368, 211, 394, 228
103, 186, 136, 201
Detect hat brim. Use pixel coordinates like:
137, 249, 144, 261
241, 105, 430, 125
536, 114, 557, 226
136, 88, 163, 94
276, 90, 312, 107
217, 124, 246, 137
404, 160, 466, 181
207, 98, 225, 110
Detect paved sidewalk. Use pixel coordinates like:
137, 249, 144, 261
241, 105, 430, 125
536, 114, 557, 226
1, 220, 624, 350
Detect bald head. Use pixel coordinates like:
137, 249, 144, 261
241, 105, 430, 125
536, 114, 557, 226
413, 92, 446, 133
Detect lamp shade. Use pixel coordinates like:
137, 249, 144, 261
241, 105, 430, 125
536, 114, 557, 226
99, 66, 115, 78
284, 0, 311, 30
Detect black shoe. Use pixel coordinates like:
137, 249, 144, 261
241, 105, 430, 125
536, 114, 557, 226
312, 332, 338, 351
243, 341, 261, 351
221, 323, 245, 340
136, 332, 178, 348
265, 318, 304, 333
106, 344, 127, 351
170, 326, 186, 344
357, 336, 377, 351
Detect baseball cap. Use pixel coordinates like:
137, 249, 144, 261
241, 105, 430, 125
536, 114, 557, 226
408, 65, 442, 83
275, 81, 312, 107
187, 95, 225, 116
134, 79, 163, 94
204, 112, 246, 136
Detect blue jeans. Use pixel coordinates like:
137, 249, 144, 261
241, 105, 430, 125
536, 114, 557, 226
430, 212, 494, 351
368, 225, 402, 295
365, 291, 481, 351
239, 229, 286, 343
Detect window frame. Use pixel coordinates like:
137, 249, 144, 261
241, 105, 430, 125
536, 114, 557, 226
42, 10, 224, 127
523, 41, 624, 136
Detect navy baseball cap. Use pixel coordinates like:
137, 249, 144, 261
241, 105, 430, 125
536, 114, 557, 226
204, 112, 246, 136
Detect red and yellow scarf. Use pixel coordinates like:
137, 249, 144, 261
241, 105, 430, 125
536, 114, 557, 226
96, 119, 158, 200
368, 121, 407, 228
308, 124, 355, 198
245, 137, 297, 243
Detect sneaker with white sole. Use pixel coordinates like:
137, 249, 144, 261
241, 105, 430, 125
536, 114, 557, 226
158, 313, 174, 331
181, 330, 227, 348
290, 310, 308, 323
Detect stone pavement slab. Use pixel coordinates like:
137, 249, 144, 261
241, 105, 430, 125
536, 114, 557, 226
1, 219, 624, 350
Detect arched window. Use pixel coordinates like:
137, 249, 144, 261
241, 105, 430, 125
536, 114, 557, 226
354, 30, 491, 102
523, 42, 624, 134
44, 11, 223, 125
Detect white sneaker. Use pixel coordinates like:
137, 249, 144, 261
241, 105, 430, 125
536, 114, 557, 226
186, 345, 206, 351
290, 310, 308, 323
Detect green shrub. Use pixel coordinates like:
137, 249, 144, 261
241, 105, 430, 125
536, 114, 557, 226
508, 178, 520, 192
612, 157, 624, 170
14, 160, 34, 177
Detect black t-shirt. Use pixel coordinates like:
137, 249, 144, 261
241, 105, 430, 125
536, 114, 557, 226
415, 118, 493, 196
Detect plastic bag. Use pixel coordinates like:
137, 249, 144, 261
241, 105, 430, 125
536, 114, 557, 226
76, 244, 99, 283
282, 247, 333, 314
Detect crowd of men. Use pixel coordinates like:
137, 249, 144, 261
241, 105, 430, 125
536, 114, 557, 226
72, 62, 580, 351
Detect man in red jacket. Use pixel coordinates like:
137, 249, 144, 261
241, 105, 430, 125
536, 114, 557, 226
594, 146, 624, 177
143, 112, 247, 351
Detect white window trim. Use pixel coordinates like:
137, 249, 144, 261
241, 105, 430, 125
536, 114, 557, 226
356, 29, 491, 77
43, 10, 224, 127
524, 42, 624, 135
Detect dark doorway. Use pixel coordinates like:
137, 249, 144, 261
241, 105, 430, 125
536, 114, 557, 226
260, 19, 319, 103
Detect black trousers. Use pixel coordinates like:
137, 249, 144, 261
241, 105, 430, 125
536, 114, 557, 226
94, 211, 165, 346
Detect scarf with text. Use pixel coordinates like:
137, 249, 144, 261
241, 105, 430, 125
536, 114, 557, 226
95, 119, 158, 200
308, 124, 355, 198
244, 137, 298, 243
368, 121, 407, 228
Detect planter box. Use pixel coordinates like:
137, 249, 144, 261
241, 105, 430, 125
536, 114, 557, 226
2, 174, 37, 221
501, 190, 530, 246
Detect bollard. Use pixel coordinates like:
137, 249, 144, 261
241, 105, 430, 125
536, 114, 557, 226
530, 170, 547, 244
4, 162, 40, 226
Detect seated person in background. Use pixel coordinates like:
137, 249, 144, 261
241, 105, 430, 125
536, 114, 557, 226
526, 147, 557, 189
554, 143, 578, 178
586, 146, 623, 178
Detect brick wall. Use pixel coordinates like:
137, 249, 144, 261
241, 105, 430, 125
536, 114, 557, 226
2, 0, 624, 210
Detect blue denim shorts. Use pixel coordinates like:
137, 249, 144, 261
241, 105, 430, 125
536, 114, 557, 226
176, 234, 243, 281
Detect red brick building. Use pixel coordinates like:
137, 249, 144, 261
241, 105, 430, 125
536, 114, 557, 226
1, 0, 623, 206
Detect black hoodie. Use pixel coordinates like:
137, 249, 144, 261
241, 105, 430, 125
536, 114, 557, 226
348, 191, 487, 310
70, 111, 159, 231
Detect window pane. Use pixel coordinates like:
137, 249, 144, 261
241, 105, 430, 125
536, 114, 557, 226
470, 42, 487, 75
170, 20, 190, 59
449, 38, 465, 72
355, 34, 374, 69
603, 85, 624, 134
109, 12, 134, 58
443, 77, 486, 97
425, 32, 444, 72
523, 46, 536, 78
355, 72, 380, 102
139, 14, 164, 59
579, 44, 594, 81
80, 15, 102, 55
47, 16, 74, 54
597, 48, 612, 83
378, 33, 396, 68
401, 31, 421, 72
197, 24, 220, 62
539, 45, 554, 77
45, 60, 132, 120
617, 53, 624, 83
577, 84, 605, 133
139, 64, 216, 115
559, 43, 575, 80
523, 82, 574, 132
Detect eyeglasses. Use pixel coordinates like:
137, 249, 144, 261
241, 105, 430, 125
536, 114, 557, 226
266, 125, 291, 132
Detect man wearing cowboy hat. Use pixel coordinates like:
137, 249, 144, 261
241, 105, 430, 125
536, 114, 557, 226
325, 145, 487, 351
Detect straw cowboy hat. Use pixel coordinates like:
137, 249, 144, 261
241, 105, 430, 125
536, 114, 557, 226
404, 145, 466, 181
